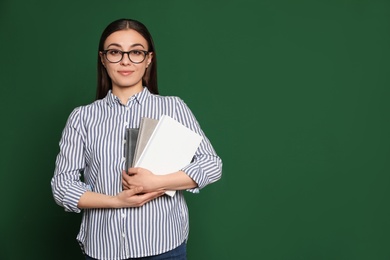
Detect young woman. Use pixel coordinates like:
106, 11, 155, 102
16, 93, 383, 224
51, 18, 222, 260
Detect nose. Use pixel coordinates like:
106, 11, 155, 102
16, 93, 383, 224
120, 52, 132, 65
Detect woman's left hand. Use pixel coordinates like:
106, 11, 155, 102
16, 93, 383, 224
122, 168, 162, 192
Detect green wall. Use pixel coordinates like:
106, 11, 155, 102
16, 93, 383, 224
1, 0, 389, 259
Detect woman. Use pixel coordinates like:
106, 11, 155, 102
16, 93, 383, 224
51, 18, 222, 260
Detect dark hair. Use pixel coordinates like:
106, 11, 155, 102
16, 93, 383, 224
96, 18, 158, 99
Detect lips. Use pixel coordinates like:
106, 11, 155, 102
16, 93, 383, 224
118, 70, 134, 76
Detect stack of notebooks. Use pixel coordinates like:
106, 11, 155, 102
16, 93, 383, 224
124, 115, 203, 196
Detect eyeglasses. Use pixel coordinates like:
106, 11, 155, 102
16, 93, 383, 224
102, 49, 149, 64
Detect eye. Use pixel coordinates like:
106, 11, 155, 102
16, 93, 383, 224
107, 49, 122, 56
130, 50, 144, 56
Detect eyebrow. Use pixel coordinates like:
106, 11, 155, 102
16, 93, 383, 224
106, 43, 146, 49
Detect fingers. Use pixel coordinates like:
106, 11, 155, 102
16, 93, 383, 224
122, 170, 130, 178
125, 167, 138, 176
122, 170, 132, 190
136, 191, 165, 206
123, 189, 164, 207
122, 183, 130, 190
123, 185, 138, 191
125, 186, 144, 196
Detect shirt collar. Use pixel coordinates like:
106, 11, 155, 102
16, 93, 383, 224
104, 87, 151, 107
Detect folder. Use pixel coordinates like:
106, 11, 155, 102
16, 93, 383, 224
134, 115, 203, 196
124, 128, 139, 173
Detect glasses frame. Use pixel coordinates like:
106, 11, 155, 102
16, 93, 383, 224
102, 49, 149, 64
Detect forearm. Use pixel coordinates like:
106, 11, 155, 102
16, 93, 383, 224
77, 191, 119, 209
78, 187, 164, 209
156, 171, 198, 191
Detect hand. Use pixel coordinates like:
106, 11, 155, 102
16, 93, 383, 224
115, 186, 164, 208
122, 168, 161, 192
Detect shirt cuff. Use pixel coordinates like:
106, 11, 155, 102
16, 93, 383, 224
62, 185, 89, 213
181, 162, 207, 193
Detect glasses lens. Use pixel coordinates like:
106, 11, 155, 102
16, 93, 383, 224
129, 50, 147, 63
106, 50, 122, 63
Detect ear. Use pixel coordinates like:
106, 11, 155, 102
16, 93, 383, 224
146, 52, 153, 67
99, 51, 105, 67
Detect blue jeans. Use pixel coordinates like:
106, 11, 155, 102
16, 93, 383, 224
85, 242, 187, 260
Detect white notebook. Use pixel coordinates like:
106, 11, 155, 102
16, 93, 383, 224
134, 115, 203, 196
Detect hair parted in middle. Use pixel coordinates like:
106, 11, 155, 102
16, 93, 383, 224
96, 18, 158, 100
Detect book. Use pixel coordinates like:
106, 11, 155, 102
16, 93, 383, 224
134, 115, 203, 196
124, 128, 139, 173
132, 117, 159, 167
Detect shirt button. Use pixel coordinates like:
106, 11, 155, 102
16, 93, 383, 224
122, 213, 126, 218
122, 233, 126, 237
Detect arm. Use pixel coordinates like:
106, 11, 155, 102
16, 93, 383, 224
51, 108, 163, 212
51, 108, 89, 213
122, 169, 197, 192
174, 98, 223, 193
77, 188, 164, 209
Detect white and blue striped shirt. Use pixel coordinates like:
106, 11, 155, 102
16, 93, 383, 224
51, 87, 222, 259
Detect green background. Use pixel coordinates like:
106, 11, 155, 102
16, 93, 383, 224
1, 0, 389, 259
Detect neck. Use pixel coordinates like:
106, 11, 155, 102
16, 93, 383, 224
112, 84, 143, 105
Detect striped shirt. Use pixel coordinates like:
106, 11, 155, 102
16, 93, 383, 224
51, 87, 222, 259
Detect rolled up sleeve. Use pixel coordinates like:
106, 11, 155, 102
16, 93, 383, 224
51, 108, 89, 213
175, 98, 223, 193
